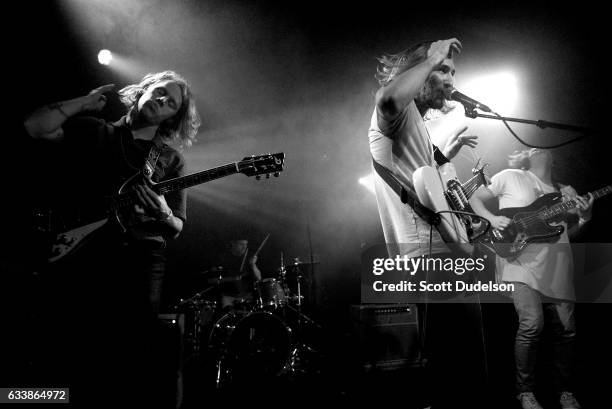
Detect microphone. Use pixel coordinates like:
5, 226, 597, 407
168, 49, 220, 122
449, 89, 492, 113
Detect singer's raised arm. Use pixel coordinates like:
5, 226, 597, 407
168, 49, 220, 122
375, 38, 461, 121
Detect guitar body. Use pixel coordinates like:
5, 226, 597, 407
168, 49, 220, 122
484, 192, 565, 259
115, 172, 154, 231
413, 163, 473, 252
45, 172, 143, 263
46, 219, 108, 263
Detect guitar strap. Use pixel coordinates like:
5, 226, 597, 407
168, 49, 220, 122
372, 157, 441, 226
433, 145, 450, 166
142, 138, 164, 179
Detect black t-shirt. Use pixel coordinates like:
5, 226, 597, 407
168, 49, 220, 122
60, 115, 187, 242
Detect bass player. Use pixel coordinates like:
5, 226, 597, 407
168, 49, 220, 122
470, 147, 593, 409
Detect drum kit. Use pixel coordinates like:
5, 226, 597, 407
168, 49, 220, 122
174, 254, 321, 389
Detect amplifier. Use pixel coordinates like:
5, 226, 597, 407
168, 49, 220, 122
350, 304, 422, 371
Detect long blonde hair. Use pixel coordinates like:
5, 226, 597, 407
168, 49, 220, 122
118, 70, 201, 147
375, 41, 432, 86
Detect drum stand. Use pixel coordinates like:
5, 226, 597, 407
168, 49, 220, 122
281, 263, 323, 375
174, 286, 217, 355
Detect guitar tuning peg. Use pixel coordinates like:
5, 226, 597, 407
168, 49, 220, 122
472, 157, 482, 174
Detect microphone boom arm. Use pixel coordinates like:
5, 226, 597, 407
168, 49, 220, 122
462, 106, 596, 134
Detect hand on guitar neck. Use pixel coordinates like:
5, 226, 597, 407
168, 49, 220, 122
477, 185, 608, 259
560, 185, 594, 222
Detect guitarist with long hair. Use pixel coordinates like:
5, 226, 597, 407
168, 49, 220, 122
470, 148, 593, 409
24, 71, 201, 406
369, 38, 485, 409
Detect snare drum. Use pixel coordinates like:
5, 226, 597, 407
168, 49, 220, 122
255, 278, 287, 309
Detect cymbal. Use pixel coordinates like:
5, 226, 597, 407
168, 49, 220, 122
206, 275, 245, 284
199, 267, 241, 275
290, 260, 320, 266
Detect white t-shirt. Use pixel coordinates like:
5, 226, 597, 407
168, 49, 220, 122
488, 169, 575, 300
368, 102, 448, 257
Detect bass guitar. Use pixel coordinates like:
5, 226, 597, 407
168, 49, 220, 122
479, 185, 611, 259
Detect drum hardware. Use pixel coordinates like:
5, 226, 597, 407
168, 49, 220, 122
183, 244, 325, 389
173, 287, 217, 355
283, 342, 321, 379
285, 257, 321, 337
208, 310, 293, 388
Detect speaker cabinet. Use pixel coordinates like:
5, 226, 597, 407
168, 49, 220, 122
350, 304, 422, 371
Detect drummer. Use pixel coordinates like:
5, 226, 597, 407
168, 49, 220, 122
210, 237, 262, 310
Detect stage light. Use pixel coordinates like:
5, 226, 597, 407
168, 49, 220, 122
97, 49, 113, 66
462, 72, 518, 114
359, 174, 375, 195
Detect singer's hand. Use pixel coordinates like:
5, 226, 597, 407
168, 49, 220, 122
428, 38, 462, 63
443, 126, 478, 160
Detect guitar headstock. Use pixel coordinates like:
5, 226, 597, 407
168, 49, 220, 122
472, 158, 491, 185
239, 152, 285, 179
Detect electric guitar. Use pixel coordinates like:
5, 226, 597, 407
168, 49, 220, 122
479, 185, 611, 259
34, 153, 285, 263
413, 160, 489, 250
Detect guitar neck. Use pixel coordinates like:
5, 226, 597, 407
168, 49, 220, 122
542, 185, 612, 220
155, 163, 239, 195
461, 172, 486, 199
110, 162, 240, 211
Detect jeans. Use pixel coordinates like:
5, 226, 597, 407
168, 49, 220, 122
512, 282, 576, 393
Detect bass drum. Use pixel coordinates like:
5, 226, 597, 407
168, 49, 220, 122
208, 310, 292, 384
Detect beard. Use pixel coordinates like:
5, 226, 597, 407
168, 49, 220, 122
417, 76, 447, 110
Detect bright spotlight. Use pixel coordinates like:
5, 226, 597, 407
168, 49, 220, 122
463, 72, 518, 114
97, 49, 113, 66
358, 174, 376, 195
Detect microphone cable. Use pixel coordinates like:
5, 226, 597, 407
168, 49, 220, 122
495, 111, 587, 149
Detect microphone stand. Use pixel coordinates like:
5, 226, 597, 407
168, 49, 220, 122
462, 106, 596, 134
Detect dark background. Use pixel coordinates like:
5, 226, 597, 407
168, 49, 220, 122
4, 1, 612, 407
